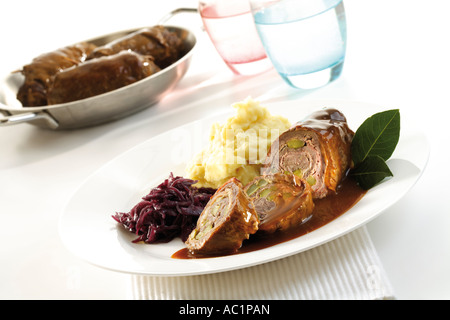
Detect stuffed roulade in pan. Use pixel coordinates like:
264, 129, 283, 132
264, 109, 354, 199
87, 26, 183, 68
16, 42, 97, 106
185, 178, 259, 255
47, 51, 160, 105
244, 173, 314, 233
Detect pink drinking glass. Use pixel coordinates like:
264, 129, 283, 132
198, 0, 272, 75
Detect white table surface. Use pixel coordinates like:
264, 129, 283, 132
1, 0, 449, 300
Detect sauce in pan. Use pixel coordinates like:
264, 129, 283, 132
172, 175, 366, 259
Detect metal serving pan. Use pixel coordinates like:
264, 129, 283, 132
0, 23, 196, 130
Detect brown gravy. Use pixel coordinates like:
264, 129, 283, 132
171, 176, 366, 259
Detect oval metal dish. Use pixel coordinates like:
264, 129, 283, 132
0, 25, 196, 130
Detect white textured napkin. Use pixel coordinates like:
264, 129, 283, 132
130, 226, 394, 300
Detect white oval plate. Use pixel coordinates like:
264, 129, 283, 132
58, 99, 429, 276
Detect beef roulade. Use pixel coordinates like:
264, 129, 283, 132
185, 178, 259, 255
264, 108, 354, 199
47, 51, 160, 105
16, 42, 97, 106
87, 26, 183, 68
244, 173, 314, 233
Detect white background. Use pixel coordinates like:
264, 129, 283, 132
0, 0, 449, 299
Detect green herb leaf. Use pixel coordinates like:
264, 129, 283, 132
349, 109, 401, 190
350, 155, 393, 190
351, 109, 400, 165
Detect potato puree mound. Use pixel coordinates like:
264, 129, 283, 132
185, 98, 291, 188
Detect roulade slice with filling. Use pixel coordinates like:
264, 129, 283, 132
185, 178, 259, 255
264, 108, 354, 199
244, 173, 314, 233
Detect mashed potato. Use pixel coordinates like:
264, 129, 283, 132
185, 97, 291, 188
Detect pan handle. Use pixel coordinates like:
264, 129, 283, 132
158, 7, 198, 25
0, 111, 59, 129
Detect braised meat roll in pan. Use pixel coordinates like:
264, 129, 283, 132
185, 178, 259, 255
16, 42, 96, 107
244, 173, 314, 233
47, 51, 160, 105
1, 25, 196, 129
264, 109, 354, 199
16, 26, 183, 108
87, 26, 183, 68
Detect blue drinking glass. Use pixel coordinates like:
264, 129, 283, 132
249, 0, 347, 89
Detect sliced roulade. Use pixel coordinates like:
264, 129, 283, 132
185, 178, 259, 255
244, 173, 314, 233
264, 108, 354, 199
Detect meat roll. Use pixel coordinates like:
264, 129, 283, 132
244, 173, 314, 233
185, 178, 259, 255
264, 108, 354, 199
47, 51, 160, 105
16, 42, 97, 106
87, 26, 183, 68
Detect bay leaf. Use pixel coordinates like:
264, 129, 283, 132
350, 155, 393, 190
351, 109, 400, 165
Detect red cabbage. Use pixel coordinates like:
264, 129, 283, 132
112, 173, 216, 244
